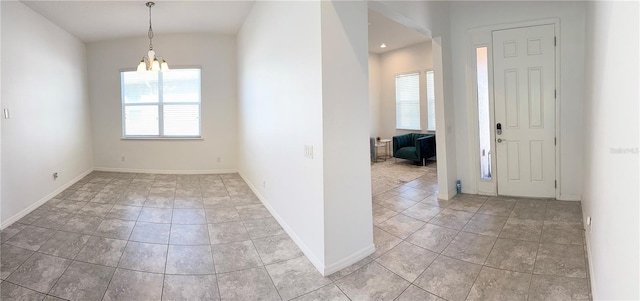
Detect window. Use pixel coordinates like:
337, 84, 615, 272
395, 72, 420, 130
426, 70, 436, 131
476, 47, 491, 180
121, 68, 201, 138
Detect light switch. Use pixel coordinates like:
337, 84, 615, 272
3, 109, 9, 119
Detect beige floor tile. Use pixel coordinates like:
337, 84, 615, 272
442, 232, 496, 265
534, 243, 587, 278
407, 223, 458, 253
499, 218, 544, 241
335, 261, 410, 301
378, 214, 425, 239
414, 255, 482, 301
466, 266, 531, 300
376, 241, 437, 282
485, 238, 538, 273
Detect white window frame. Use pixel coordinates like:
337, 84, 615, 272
395, 72, 421, 130
425, 70, 436, 131
121, 67, 202, 139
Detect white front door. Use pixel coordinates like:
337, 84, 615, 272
493, 24, 556, 198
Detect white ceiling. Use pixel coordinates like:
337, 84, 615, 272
21, 1, 256, 43
20, 1, 427, 52
367, 9, 430, 54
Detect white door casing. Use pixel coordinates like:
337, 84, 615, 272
493, 24, 556, 198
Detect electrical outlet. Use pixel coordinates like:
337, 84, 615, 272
53, 172, 59, 180
217, 157, 221, 163
586, 216, 592, 230
304, 145, 314, 159
262, 181, 266, 188
121, 156, 125, 162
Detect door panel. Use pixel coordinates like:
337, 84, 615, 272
493, 24, 555, 198
506, 141, 521, 180
504, 70, 519, 127
530, 140, 544, 181
528, 68, 543, 128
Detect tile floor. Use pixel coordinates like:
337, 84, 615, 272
0, 165, 591, 300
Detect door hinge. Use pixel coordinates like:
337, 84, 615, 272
555, 137, 557, 145
554, 89, 557, 99
555, 180, 557, 188
554, 36, 557, 46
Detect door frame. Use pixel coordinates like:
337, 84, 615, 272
466, 18, 561, 199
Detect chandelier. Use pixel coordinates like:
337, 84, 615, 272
137, 2, 169, 72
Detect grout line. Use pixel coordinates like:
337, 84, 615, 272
332, 280, 354, 301
160, 192, 173, 301
527, 241, 544, 300
99, 262, 119, 301
463, 257, 485, 301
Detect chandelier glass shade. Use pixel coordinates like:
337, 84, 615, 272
137, 2, 169, 72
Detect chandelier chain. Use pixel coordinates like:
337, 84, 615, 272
147, 2, 154, 51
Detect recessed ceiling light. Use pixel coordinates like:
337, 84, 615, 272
380, 43, 387, 48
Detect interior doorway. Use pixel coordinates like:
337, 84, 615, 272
366, 5, 454, 199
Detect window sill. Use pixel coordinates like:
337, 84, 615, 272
396, 128, 422, 131
121, 137, 203, 141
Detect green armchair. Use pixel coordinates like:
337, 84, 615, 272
392, 133, 436, 166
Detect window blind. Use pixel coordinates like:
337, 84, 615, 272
395, 73, 421, 130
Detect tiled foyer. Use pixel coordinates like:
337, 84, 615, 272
0, 163, 590, 300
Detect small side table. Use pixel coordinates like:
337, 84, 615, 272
379, 139, 392, 159
375, 142, 386, 161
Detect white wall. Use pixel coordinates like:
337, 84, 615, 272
368, 53, 381, 137
0, 0, 3, 225
87, 33, 237, 173
238, 1, 373, 275
1, 1, 93, 226
449, 1, 586, 199
582, 1, 639, 299
378, 41, 433, 140
320, 0, 373, 273
237, 1, 326, 270
370, 1, 450, 38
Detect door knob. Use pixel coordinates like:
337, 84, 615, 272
497, 138, 504, 143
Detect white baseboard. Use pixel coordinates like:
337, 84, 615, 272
1, 168, 94, 230
239, 172, 378, 276
558, 194, 582, 201
93, 167, 238, 175
438, 188, 457, 201
445, 191, 581, 201
477, 191, 498, 197
323, 243, 375, 276
584, 229, 598, 300
239, 173, 325, 274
